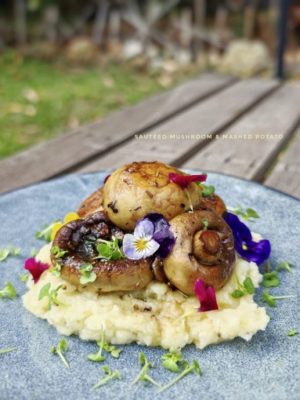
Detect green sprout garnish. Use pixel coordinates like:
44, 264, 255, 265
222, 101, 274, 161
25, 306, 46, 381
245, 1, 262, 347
161, 351, 183, 373
92, 365, 121, 389
0, 282, 17, 299
50, 263, 62, 278
261, 289, 295, 307
36, 222, 57, 242
96, 237, 124, 261
79, 263, 96, 285
276, 261, 293, 273
231, 275, 255, 299
201, 184, 215, 197
19, 273, 29, 283
88, 331, 122, 362
263, 271, 280, 288
231, 206, 260, 222
0, 347, 17, 355
202, 219, 209, 231
0, 246, 21, 262
159, 360, 202, 392
38, 283, 65, 310
132, 352, 161, 387
51, 246, 68, 259
288, 329, 299, 337
51, 338, 69, 368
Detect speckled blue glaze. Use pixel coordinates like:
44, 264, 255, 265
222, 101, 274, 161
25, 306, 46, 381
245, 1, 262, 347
0, 171, 299, 400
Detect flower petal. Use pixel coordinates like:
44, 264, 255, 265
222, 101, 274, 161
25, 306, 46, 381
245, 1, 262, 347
122, 234, 159, 260
194, 278, 218, 312
134, 218, 155, 239
24, 257, 49, 283
169, 173, 207, 189
138, 239, 160, 258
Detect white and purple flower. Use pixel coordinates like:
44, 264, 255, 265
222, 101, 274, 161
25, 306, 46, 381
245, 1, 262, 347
123, 213, 175, 260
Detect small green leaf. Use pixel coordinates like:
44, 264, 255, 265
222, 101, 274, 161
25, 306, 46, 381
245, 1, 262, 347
0, 282, 17, 299
232, 206, 260, 221
201, 185, 215, 198
39, 283, 51, 301
0, 347, 17, 355
288, 329, 298, 337
51, 338, 69, 368
92, 366, 121, 389
245, 208, 260, 219
276, 261, 292, 272
51, 246, 68, 259
96, 237, 124, 261
36, 222, 56, 242
243, 277, 255, 294
231, 289, 245, 299
50, 263, 62, 278
161, 351, 183, 373
261, 289, 276, 307
19, 273, 29, 283
202, 219, 209, 231
159, 360, 202, 392
263, 271, 280, 288
0, 247, 21, 262
0, 249, 10, 262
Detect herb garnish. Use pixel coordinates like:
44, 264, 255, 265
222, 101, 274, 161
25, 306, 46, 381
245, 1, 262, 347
79, 263, 96, 285
202, 219, 209, 231
51, 338, 69, 368
19, 273, 29, 283
287, 329, 299, 337
39, 283, 65, 310
96, 237, 124, 261
199, 184, 215, 197
159, 360, 202, 392
51, 246, 68, 259
161, 351, 183, 373
276, 261, 293, 273
88, 331, 122, 362
93, 366, 121, 389
0, 347, 17, 355
0, 282, 17, 299
50, 263, 62, 278
231, 275, 255, 298
261, 289, 295, 307
0, 246, 21, 262
36, 222, 57, 242
231, 206, 260, 222
132, 352, 161, 387
262, 271, 280, 288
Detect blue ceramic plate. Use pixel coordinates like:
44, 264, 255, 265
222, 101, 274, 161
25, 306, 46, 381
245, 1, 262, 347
0, 171, 299, 400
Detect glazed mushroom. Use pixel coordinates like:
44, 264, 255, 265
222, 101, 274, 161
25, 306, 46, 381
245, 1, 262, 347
199, 194, 226, 216
51, 211, 154, 292
77, 187, 104, 218
163, 210, 235, 295
103, 161, 202, 231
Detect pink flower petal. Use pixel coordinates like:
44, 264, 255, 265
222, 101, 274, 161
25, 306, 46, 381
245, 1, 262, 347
24, 257, 49, 284
169, 173, 207, 189
194, 278, 218, 312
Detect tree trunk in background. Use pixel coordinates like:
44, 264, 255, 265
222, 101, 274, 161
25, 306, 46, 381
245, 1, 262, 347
92, 0, 109, 45
14, 0, 26, 47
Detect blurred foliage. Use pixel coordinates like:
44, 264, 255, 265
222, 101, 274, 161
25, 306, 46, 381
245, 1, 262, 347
0, 50, 199, 159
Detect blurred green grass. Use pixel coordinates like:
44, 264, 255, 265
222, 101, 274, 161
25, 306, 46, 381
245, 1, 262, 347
0, 51, 193, 159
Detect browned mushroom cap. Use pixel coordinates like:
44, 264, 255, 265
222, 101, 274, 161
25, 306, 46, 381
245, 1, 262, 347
52, 211, 154, 292
163, 210, 235, 294
199, 194, 226, 216
77, 188, 104, 218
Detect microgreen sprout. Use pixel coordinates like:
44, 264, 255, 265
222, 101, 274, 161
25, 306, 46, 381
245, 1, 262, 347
38, 283, 65, 310
199, 184, 215, 197
0, 282, 17, 299
132, 352, 161, 388
50, 263, 62, 278
202, 219, 209, 231
88, 331, 122, 362
261, 289, 295, 307
276, 261, 293, 273
231, 206, 260, 222
159, 360, 202, 392
231, 275, 255, 299
96, 237, 124, 261
51, 338, 69, 368
0, 347, 17, 355
79, 263, 96, 285
92, 365, 121, 389
161, 351, 183, 373
51, 246, 68, 259
19, 273, 29, 283
287, 329, 298, 337
262, 271, 280, 288
36, 222, 57, 242
0, 246, 21, 262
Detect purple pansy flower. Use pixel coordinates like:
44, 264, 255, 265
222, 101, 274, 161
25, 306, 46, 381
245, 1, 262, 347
224, 212, 271, 265
123, 213, 175, 260
194, 278, 218, 312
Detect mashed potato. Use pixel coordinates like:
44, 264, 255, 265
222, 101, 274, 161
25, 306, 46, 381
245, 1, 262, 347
23, 243, 269, 350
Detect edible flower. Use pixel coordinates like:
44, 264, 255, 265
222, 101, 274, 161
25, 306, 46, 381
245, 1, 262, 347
224, 212, 271, 265
194, 278, 218, 312
24, 257, 49, 283
123, 213, 175, 260
36, 212, 80, 243
169, 173, 207, 189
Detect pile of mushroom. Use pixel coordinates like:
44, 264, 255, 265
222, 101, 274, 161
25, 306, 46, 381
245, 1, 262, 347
53, 161, 235, 295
